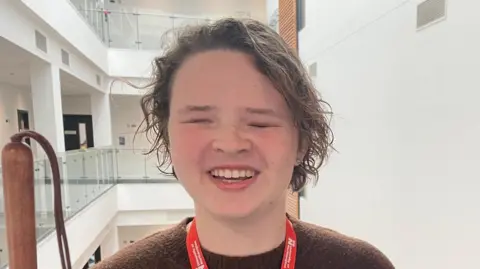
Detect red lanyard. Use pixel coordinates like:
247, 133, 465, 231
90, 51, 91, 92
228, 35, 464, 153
186, 218, 297, 269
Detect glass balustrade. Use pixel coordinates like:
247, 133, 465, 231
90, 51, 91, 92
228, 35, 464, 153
115, 148, 175, 183
68, 1, 213, 50
69, 0, 108, 43
0, 145, 173, 268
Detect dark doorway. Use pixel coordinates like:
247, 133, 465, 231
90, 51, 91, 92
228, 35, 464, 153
17, 109, 30, 145
63, 114, 94, 151
82, 246, 101, 268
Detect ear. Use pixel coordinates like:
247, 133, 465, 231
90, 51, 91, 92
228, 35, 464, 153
296, 139, 308, 166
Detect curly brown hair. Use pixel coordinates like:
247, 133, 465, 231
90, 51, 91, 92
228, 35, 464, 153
138, 17, 334, 192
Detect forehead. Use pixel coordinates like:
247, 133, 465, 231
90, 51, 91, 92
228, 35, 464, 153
170, 50, 287, 112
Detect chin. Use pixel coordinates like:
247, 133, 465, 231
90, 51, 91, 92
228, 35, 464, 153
207, 203, 260, 220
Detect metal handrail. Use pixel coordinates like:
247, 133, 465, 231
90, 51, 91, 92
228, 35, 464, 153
76, 8, 213, 21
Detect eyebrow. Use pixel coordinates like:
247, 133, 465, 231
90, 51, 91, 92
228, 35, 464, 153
178, 105, 216, 114
245, 107, 279, 117
178, 105, 282, 118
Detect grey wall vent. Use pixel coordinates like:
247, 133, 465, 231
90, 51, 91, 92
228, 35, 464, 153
96, 74, 102, 86
61, 49, 70, 66
308, 62, 317, 77
417, 0, 446, 29
35, 30, 47, 53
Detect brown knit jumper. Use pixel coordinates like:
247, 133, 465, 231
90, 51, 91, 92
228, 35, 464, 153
94, 216, 395, 269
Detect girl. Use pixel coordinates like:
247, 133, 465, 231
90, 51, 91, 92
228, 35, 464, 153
96, 18, 394, 269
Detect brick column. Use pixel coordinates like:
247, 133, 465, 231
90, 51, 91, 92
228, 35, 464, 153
278, 0, 300, 219
286, 191, 299, 219
279, 0, 298, 50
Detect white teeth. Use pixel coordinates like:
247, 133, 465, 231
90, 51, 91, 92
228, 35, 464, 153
209, 169, 256, 179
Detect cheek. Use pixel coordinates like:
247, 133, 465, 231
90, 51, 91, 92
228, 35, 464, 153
169, 125, 207, 174
254, 128, 299, 167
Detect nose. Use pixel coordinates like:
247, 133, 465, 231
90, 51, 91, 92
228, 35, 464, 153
212, 125, 251, 154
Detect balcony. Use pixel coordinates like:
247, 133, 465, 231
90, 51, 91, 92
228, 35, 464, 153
66, 0, 268, 51
67, 4, 213, 50
0, 146, 176, 268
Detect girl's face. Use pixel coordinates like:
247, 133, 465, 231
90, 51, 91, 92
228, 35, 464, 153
168, 50, 301, 219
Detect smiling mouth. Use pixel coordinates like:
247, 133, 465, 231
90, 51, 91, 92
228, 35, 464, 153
208, 168, 259, 182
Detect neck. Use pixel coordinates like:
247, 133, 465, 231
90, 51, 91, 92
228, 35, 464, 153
191, 198, 288, 257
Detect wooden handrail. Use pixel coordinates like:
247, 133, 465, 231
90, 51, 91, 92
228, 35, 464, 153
1, 131, 71, 269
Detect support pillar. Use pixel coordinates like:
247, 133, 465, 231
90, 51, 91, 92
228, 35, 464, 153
30, 61, 65, 153
30, 60, 65, 217
90, 92, 113, 147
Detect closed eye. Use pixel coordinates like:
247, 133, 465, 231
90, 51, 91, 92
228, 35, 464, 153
249, 123, 278, 128
183, 119, 212, 124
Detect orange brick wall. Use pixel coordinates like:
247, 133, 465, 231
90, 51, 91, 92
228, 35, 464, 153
278, 0, 300, 219
286, 191, 299, 219
279, 0, 298, 50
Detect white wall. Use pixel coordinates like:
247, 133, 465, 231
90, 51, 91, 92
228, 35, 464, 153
0, 0, 106, 94
116, 184, 193, 211
108, 50, 159, 78
0, 83, 33, 153
110, 95, 149, 149
108, 77, 152, 96
299, 0, 480, 269
99, 224, 119, 260
62, 95, 92, 115
109, 94, 177, 179
90, 92, 114, 147
116, 209, 194, 227
19, 0, 109, 73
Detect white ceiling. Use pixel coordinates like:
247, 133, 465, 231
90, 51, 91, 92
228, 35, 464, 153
0, 37, 32, 90
0, 37, 97, 95
60, 71, 99, 95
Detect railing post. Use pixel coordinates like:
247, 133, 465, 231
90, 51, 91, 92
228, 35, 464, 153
134, 12, 141, 50
143, 154, 148, 182
1, 142, 37, 269
60, 154, 71, 217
